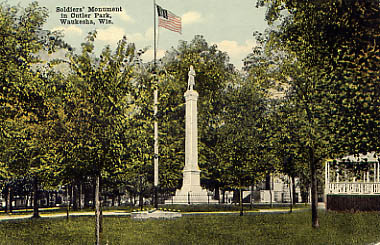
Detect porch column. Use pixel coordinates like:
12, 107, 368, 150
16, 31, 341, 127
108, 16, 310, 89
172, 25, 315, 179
325, 161, 329, 192
374, 163, 376, 183
336, 171, 339, 183
324, 160, 330, 205
367, 171, 370, 183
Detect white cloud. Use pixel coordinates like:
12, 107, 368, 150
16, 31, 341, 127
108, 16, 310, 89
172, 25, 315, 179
51, 25, 83, 36
182, 11, 202, 25
214, 40, 256, 57
38, 49, 66, 60
117, 11, 135, 23
128, 33, 144, 42
213, 40, 258, 69
141, 48, 165, 62
144, 27, 154, 41
96, 26, 126, 43
126, 27, 153, 43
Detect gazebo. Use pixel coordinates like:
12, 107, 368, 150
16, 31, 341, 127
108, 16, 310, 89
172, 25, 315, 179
325, 152, 380, 211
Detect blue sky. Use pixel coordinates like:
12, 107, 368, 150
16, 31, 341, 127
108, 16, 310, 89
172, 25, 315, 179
8, 0, 268, 69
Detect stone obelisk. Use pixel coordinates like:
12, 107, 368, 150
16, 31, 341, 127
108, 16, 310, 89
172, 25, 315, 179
166, 66, 217, 204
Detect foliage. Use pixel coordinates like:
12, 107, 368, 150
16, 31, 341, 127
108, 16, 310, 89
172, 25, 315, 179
63, 31, 135, 178
219, 80, 268, 189
254, 0, 379, 227
155, 69, 185, 191
0, 2, 67, 203
122, 59, 155, 199
257, 0, 380, 155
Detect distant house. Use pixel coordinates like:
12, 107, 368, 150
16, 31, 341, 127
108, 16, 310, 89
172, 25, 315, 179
250, 174, 302, 204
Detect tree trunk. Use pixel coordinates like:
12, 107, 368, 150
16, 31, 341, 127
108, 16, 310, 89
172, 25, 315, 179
95, 175, 101, 245
66, 185, 70, 220
250, 185, 254, 208
47, 191, 50, 208
222, 190, 225, 204
301, 183, 309, 204
70, 184, 76, 211
153, 186, 158, 209
55, 191, 58, 207
30, 194, 34, 211
32, 177, 40, 218
131, 194, 135, 206
239, 188, 244, 216
269, 174, 273, 208
100, 209, 103, 233
139, 193, 144, 210
73, 185, 77, 211
289, 176, 293, 213
5, 185, 12, 214
93, 182, 97, 210
84, 184, 90, 209
292, 176, 297, 205
26, 193, 30, 209
9, 186, 13, 213
112, 195, 115, 207
310, 148, 319, 228
79, 183, 83, 209
214, 186, 220, 201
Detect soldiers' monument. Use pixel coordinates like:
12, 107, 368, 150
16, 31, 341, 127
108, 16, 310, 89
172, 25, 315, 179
167, 66, 217, 204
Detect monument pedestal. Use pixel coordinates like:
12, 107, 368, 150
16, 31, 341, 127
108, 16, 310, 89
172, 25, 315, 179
166, 169, 217, 204
165, 89, 218, 204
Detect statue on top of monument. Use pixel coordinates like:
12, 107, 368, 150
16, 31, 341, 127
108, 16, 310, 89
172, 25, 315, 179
187, 65, 196, 91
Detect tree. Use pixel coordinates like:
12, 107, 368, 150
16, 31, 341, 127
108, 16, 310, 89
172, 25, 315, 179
156, 70, 185, 193
268, 100, 312, 210
324, 1, 380, 154
0, 2, 66, 218
50, 71, 93, 212
219, 78, 269, 214
123, 62, 155, 209
66, 32, 135, 244
255, 0, 379, 228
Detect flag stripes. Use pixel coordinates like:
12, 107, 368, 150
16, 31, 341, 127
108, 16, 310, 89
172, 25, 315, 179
156, 5, 181, 34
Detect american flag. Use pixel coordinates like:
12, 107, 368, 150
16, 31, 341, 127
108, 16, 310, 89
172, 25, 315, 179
156, 5, 182, 34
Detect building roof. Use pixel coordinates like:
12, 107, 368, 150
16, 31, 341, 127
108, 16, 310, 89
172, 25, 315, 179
339, 152, 379, 163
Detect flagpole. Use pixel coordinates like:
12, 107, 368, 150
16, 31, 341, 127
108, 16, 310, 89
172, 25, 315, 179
153, 0, 157, 64
153, 0, 159, 209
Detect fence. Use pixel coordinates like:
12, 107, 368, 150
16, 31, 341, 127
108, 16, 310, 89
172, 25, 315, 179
327, 182, 380, 195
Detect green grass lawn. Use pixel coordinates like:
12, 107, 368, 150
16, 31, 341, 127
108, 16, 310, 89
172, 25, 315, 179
0, 211, 379, 245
